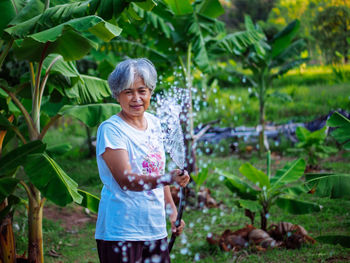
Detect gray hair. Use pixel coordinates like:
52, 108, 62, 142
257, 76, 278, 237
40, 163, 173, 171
108, 58, 157, 98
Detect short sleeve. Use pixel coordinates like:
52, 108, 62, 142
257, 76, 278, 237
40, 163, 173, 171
96, 122, 127, 156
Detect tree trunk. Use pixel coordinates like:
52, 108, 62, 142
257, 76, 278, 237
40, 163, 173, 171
0, 199, 16, 263
258, 98, 265, 156
260, 205, 268, 231
27, 186, 44, 263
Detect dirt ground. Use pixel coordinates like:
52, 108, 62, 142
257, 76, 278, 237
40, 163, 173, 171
44, 205, 97, 232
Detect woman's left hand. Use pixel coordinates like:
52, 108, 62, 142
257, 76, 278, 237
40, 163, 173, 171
170, 212, 185, 236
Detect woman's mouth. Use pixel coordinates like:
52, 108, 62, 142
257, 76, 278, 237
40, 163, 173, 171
130, 105, 143, 109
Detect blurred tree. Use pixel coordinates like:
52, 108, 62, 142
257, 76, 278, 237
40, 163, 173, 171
311, 5, 350, 63
219, 0, 276, 31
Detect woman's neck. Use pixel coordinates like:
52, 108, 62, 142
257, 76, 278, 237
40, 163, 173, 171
118, 111, 148, 130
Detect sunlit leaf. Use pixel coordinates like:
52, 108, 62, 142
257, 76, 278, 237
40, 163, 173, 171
77, 189, 100, 213
196, 0, 224, 19
164, 0, 193, 15
270, 159, 305, 191
239, 163, 270, 188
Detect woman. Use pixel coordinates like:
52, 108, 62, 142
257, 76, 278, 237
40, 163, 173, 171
95, 58, 190, 263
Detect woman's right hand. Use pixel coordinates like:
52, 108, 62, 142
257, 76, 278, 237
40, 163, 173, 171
170, 169, 190, 187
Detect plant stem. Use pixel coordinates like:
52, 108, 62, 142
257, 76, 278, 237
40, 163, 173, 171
27, 184, 44, 263
0, 39, 14, 70
33, 43, 50, 134
38, 55, 62, 107
0, 86, 38, 139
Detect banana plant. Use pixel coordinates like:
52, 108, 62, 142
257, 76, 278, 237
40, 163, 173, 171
0, 0, 152, 262
218, 16, 308, 154
304, 111, 350, 247
217, 152, 321, 230
288, 126, 337, 168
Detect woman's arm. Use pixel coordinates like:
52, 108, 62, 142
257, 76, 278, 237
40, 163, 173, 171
164, 186, 185, 235
102, 147, 189, 191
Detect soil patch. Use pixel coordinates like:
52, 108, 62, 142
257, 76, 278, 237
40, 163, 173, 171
44, 205, 97, 232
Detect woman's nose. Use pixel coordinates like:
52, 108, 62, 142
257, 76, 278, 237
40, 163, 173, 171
132, 92, 141, 101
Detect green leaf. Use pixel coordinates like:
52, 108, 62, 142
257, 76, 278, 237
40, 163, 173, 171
275, 58, 309, 77
197, 0, 224, 19
0, 140, 46, 176
295, 126, 310, 142
327, 112, 350, 150
164, 0, 193, 16
238, 199, 262, 213
0, 178, 19, 203
270, 159, 305, 191
217, 169, 258, 200
46, 143, 72, 157
0, 0, 17, 36
24, 153, 83, 206
276, 197, 321, 214
316, 235, 350, 248
192, 167, 209, 189
8, 16, 122, 61
58, 103, 121, 127
77, 189, 100, 214
239, 163, 270, 188
90, 0, 129, 20
135, 0, 156, 11
9, 0, 44, 26
305, 173, 350, 199
12, 28, 93, 62
270, 19, 300, 58
43, 54, 81, 79
65, 75, 111, 104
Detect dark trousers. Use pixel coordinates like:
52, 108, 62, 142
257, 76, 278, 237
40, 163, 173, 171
96, 238, 171, 263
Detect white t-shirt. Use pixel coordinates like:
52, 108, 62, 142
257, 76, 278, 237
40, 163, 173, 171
95, 112, 167, 241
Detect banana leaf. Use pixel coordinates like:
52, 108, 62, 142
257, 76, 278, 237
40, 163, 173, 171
7, 16, 122, 61
0, 140, 46, 176
46, 143, 72, 157
77, 189, 100, 214
65, 75, 111, 104
164, 0, 193, 16
24, 153, 83, 206
305, 173, 350, 199
327, 111, 350, 150
276, 197, 321, 214
270, 159, 305, 191
0, 178, 19, 203
239, 163, 270, 188
58, 103, 121, 127
196, 0, 224, 19
218, 169, 259, 200
270, 19, 300, 58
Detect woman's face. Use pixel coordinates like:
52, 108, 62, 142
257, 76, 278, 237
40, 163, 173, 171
117, 76, 152, 118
